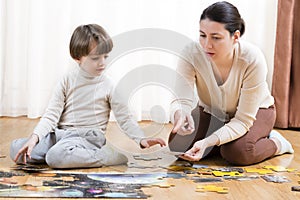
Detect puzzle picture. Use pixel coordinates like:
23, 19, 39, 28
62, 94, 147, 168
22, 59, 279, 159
0, 171, 184, 198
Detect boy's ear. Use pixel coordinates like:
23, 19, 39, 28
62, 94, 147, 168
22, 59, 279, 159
74, 59, 81, 64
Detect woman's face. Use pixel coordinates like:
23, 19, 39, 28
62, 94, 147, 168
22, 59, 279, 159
199, 19, 239, 64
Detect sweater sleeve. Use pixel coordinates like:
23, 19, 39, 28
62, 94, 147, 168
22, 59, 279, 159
33, 77, 66, 142
170, 45, 198, 123
213, 49, 271, 145
108, 80, 145, 145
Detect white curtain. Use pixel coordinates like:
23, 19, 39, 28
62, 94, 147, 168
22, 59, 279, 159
0, 0, 278, 121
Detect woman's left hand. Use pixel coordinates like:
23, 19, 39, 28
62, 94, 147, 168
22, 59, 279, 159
140, 138, 166, 148
180, 140, 208, 161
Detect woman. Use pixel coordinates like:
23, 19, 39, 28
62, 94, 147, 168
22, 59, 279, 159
169, 1, 293, 165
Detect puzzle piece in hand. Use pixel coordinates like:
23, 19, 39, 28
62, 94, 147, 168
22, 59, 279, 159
196, 185, 229, 194
261, 175, 290, 183
212, 171, 243, 177
133, 154, 162, 161
244, 168, 273, 175
263, 165, 297, 172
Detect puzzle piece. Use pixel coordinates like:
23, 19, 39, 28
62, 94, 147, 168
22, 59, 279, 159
196, 185, 229, 194
192, 164, 209, 169
291, 186, 300, 192
223, 175, 259, 181
212, 171, 243, 177
167, 165, 194, 172
149, 182, 175, 188
190, 177, 223, 183
127, 162, 159, 169
133, 154, 162, 161
215, 167, 244, 173
11, 164, 50, 172
261, 175, 290, 183
244, 168, 273, 175
263, 165, 296, 172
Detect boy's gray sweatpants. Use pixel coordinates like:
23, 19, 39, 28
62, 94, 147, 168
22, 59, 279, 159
10, 128, 128, 169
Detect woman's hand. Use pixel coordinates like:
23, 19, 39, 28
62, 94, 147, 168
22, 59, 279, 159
180, 135, 220, 161
140, 138, 166, 148
14, 134, 39, 164
180, 140, 208, 161
171, 110, 195, 135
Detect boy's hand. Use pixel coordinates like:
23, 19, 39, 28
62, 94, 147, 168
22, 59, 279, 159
14, 134, 39, 164
140, 138, 166, 148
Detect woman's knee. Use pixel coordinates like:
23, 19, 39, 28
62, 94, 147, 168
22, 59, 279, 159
220, 142, 256, 165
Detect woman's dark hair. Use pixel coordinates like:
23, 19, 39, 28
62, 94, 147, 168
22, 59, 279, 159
200, 1, 245, 36
69, 24, 113, 60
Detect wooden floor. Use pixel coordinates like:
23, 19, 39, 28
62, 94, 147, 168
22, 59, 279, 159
0, 116, 300, 200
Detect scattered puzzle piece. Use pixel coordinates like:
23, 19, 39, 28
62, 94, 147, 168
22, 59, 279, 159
133, 154, 162, 161
167, 165, 194, 171
149, 183, 175, 188
212, 171, 243, 177
0, 155, 6, 158
196, 185, 229, 194
215, 167, 244, 173
263, 165, 296, 172
190, 177, 223, 183
291, 186, 300, 192
261, 175, 290, 183
244, 168, 273, 175
223, 175, 259, 181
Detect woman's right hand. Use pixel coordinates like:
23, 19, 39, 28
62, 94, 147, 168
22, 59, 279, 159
14, 134, 39, 164
171, 110, 195, 135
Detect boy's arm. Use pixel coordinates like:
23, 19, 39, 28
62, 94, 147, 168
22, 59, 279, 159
109, 90, 145, 145
33, 78, 66, 142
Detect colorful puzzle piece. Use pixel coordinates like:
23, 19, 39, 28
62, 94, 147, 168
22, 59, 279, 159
149, 182, 176, 188
167, 165, 194, 171
212, 171, 243, 177
196, 185, 229, 194
261, 175, 290, 183
244, 168, 273, 175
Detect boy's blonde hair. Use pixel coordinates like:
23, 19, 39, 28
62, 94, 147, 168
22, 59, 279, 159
69, 24, 113, 60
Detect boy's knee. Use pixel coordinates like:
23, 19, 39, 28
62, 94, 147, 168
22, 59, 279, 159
45, 146, 66, 168
220, 142, 255, 166
99, 145, 128, 166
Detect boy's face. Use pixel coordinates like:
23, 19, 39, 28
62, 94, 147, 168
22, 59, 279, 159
76, 48, 109, 76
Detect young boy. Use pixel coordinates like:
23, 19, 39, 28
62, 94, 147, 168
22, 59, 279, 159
10, 24, 166, 169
